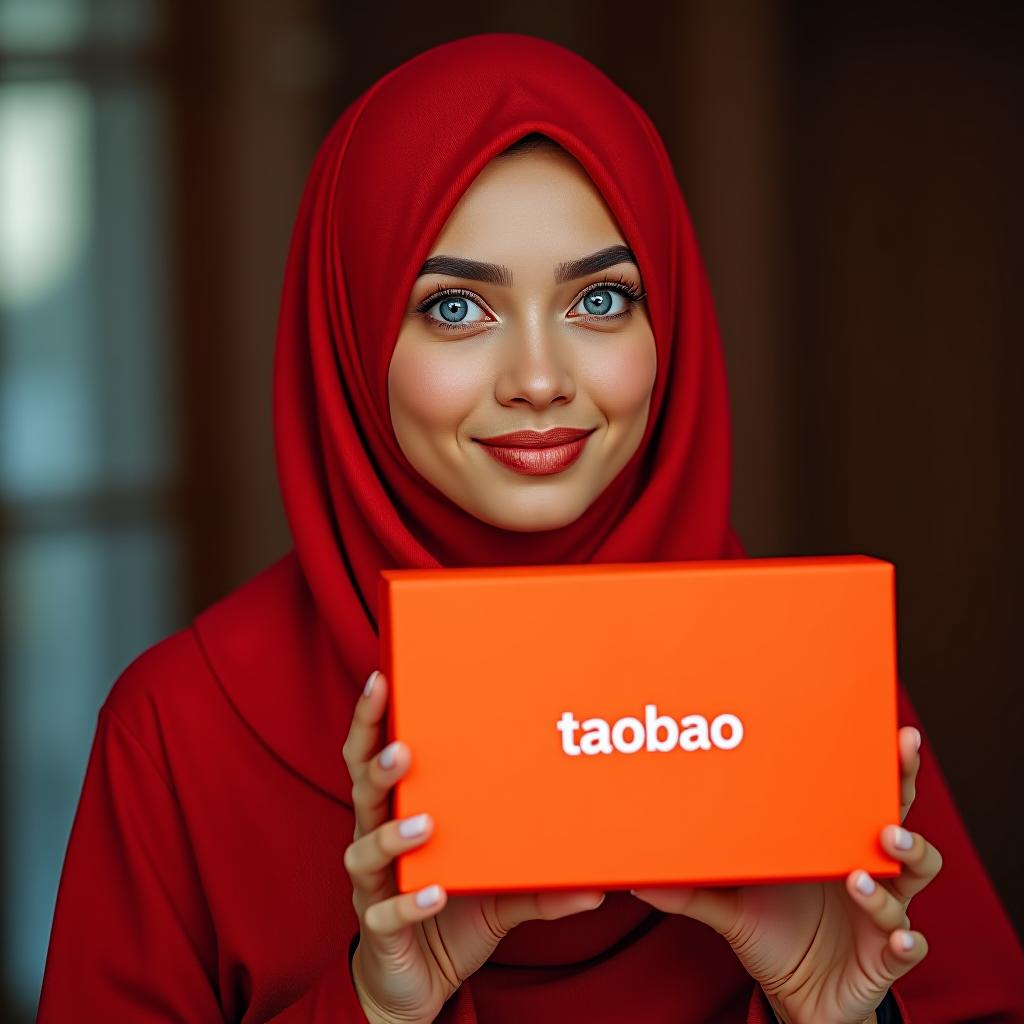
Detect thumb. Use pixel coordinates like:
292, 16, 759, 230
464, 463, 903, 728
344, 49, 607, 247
493, 889, 606, 931
630, 885, 741, 937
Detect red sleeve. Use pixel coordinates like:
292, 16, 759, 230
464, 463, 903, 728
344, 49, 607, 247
749, 687, 1024, 1023
42, 683, 1021, 1022
886, 683, 1024, 1020
745, 682, 1024, 1024
36, 707, 377, 1022
266, 933, 478, 1022
37, 707, 225, 1021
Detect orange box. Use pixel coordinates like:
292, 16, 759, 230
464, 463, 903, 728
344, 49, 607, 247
379, 555, 901, 895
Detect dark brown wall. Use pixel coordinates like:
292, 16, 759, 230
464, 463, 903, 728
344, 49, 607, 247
788, 2, 1024, 937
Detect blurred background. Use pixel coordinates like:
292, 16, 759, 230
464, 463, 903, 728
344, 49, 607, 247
0, 0, 1021, 1018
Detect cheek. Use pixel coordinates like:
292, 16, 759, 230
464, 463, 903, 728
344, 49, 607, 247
581, 329, 658, 423
388, 336, 488, 441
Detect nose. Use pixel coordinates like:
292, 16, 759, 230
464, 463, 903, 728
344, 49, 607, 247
493, 319, 576, 410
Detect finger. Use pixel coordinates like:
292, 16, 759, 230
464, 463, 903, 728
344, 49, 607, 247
898, 727, 921, 823
878, 825, 944, 903
491, 890, 606, 934
350, 738, 411, 840
846, 870, 911, 933
341, 670, 388, 784
629, 885, 741, 938
361, 883, 449, 956
879, 928, 929, 980
344, 813, 434, 906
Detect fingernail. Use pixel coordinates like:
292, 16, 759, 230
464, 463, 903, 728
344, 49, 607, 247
362, 671, 379, 699
399, 813, 429, 838
415, 884, 442, 907
899, 930, 915, 951
910, 727, 921, 751
855, 871, 876, 896
379, 741, 400, 769
891, 825, 914, 850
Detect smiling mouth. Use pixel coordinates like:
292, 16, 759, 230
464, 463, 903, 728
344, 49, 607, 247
473, 428, 596, 476
474, 427, 596, 449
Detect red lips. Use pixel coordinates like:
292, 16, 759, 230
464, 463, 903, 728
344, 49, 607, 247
473, 427, 597, 476
475, 427, 595, 448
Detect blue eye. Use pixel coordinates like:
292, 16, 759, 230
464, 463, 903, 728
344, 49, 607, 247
425, 293, 490, 326
570, 287, 629, 317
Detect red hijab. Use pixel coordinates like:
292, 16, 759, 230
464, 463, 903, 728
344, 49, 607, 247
274, 32, 743, 657
198, 30, 759, 1017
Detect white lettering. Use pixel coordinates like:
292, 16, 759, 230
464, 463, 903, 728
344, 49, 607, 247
710, 713, 744, 749
679, 714, 711, 751
611, 716, 645, 753
557, 705, 744, 756
556, 711, 582, 756
580, 718, 613, 755
644, 703, 679, 751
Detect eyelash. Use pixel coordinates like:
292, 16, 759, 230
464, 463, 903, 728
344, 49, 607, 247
415, 286, 492, 333
570, 275, 647, 320
414, 275, 647, 333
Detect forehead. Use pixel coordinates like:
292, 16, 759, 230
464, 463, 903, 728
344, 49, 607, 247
426, 149, 626, 263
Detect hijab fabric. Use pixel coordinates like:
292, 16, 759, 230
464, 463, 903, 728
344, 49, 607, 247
201, 30, 752, 1014
273, 32, 744, 674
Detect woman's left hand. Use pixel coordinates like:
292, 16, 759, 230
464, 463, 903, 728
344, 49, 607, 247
631, 726, 943, 1024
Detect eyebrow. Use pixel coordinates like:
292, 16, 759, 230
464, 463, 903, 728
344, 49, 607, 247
554, 244, 637, 284
417, 255, 512, 287
417, 244, 637, 287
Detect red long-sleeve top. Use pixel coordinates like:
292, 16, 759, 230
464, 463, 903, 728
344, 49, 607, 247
37, 554, 1024, 1022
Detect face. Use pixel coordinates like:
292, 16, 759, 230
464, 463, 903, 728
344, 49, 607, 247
387, 145, 657, 532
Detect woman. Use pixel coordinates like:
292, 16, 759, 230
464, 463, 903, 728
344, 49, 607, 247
37, 33, 1024, 1023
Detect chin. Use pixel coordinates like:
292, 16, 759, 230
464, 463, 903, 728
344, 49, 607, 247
470, 497, 591, 533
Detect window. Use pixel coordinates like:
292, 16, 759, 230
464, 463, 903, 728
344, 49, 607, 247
0, 1, 183, 1016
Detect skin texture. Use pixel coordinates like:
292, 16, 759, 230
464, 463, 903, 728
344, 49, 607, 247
347, 673, 938, 1024
348, 146, 942, 1023
346, 671, 605, 1024
387, 145, 657, 532
630, 724, 940, 1024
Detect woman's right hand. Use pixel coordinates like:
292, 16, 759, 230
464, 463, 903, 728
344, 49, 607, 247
344, 669, 605, 1024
